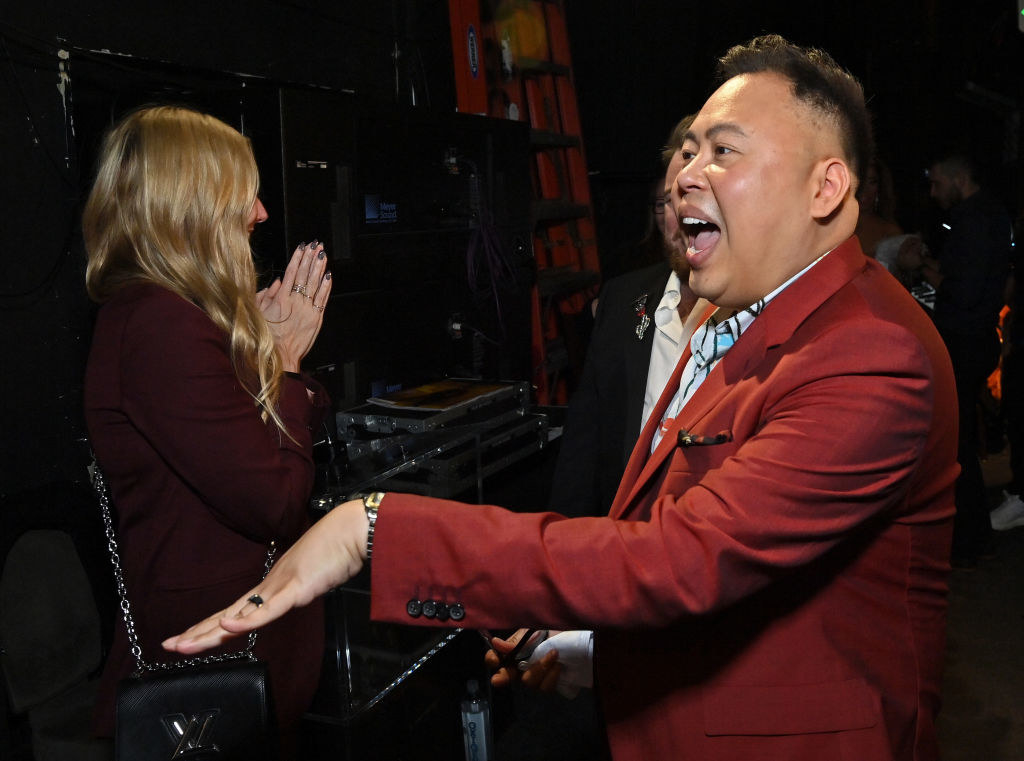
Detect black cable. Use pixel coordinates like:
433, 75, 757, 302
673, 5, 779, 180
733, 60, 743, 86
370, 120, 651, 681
0, 28, 83, 304
411, 44, 432, 109
464, 164, 519, 341
0, 31, 77, 189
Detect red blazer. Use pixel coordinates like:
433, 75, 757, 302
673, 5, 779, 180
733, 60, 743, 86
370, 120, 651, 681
85, 283, 326, 735
370, 237, 958, 761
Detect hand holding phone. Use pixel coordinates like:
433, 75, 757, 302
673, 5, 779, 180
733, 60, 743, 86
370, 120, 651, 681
481, 628, 561, 691
479, 628, 546, 667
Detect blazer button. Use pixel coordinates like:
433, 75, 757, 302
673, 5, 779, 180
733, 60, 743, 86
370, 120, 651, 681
406, 599, 422, 618
422, 599, 438, 619
448, 603, 465, 621
435, 603, 450, 622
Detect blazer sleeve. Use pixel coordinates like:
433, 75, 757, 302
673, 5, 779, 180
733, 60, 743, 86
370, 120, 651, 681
369, 317, 951, 631
118, 294, 323, 541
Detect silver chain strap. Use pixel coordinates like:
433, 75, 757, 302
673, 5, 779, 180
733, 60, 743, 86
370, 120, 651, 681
89, 459, 276, 675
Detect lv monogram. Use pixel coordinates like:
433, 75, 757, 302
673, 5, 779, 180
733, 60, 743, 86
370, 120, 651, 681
162, 710, 221, 758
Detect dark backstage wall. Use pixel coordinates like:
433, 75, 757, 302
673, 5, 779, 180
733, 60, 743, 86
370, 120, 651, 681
3, 0, 1023, 504
0, 0, 534, 500
1, 5, 534, 753
566, 0, 1024, 271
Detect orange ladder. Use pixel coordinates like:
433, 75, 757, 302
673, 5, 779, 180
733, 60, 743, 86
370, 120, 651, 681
450, 0, 601, 404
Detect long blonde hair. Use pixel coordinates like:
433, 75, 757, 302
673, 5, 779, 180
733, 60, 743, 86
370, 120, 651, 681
83, 105, 288, 433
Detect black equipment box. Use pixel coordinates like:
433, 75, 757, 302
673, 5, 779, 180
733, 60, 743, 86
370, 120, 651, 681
307, 379, 549, 732
318, 379, 545, 502
337, 379, 531, 436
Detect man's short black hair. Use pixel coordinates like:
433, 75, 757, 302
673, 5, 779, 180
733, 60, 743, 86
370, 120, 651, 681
716, 34, 873, 187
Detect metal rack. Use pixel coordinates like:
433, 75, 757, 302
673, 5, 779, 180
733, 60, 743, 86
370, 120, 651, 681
306, 380, 548, 727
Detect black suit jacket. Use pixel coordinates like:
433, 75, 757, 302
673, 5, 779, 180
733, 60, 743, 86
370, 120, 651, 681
549, 262, 672, 517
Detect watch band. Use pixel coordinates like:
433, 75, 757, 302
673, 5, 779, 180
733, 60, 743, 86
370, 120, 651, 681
362, 491, 385, 558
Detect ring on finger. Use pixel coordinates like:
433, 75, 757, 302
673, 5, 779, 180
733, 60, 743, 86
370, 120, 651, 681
291, 284, 306, 296
314, 304, 325, 312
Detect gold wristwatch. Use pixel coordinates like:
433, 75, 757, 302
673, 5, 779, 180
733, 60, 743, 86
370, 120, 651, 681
361, 492, 385, 558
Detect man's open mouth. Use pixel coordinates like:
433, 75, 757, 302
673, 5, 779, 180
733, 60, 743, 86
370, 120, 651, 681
681, 216, 721, 256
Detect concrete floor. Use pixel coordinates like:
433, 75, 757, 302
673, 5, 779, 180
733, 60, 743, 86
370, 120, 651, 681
938, 449, 1024, 761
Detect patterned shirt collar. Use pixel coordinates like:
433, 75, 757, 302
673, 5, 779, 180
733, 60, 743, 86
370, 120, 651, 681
694, 248, 831, 366
652, 249, 831, 454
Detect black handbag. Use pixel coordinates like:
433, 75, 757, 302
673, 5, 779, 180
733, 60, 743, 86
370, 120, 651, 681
115, 660, 273, 761
90, 462, 279, 761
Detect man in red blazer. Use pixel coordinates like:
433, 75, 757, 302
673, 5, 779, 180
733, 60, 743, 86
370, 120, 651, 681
168, 35, 958, 761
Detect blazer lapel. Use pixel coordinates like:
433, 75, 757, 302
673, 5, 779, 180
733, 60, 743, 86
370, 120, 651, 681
613, 316, 766, 515
609, 337, 692, 519
622, 268, 673, 460
609, 237, 867, 520
609, 300, 716, 518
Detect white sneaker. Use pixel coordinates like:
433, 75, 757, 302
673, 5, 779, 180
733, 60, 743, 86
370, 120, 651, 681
990, 491, 1024, 531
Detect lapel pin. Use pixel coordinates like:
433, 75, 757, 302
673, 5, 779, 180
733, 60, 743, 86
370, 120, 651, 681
633, 294, 651, 340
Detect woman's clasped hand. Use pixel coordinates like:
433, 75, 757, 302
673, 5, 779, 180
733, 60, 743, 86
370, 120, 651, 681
257, 240, 332, 372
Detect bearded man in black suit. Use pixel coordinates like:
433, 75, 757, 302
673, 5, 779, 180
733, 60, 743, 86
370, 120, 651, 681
550, 115, 710, 517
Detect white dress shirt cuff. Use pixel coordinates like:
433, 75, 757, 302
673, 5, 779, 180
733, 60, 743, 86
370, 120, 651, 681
520, 629, 594, 699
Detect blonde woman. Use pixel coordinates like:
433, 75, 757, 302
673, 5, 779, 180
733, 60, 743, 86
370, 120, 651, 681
83, 106, 331, 751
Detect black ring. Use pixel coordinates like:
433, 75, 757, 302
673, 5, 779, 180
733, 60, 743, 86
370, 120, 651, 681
247, 594, 264, 608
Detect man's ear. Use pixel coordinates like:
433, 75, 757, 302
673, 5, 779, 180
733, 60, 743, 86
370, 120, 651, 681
810, 158, 852, 220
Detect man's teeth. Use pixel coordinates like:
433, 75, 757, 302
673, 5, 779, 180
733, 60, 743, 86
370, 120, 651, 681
682, 216, 715, 257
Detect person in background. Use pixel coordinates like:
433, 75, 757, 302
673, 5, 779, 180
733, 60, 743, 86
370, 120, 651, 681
854, 155, 902, 258
501, 114, 708, 761
857, 156, 923, 281
600, 141, 679, 282
166, 36, 958, 761
550, 113, 709, 518
902, 153, 1013, 565
82, 105, 331, 756
990, 212, 1024, 530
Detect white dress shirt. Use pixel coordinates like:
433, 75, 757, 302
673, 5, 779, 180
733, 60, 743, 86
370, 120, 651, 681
641, 272, 709, 430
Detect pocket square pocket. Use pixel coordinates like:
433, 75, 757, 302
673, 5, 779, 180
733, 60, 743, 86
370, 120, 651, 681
677, 429, 733, 447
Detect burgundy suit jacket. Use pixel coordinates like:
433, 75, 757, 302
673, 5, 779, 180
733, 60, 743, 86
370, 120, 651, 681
84, 283, 326, 734
370, 237, 958, 761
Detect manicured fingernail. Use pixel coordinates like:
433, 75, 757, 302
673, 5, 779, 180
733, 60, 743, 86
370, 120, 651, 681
311, 239, 319, 247
325, 271, 332, 280
317, 250, 325, 260
297, 241, 306, 248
